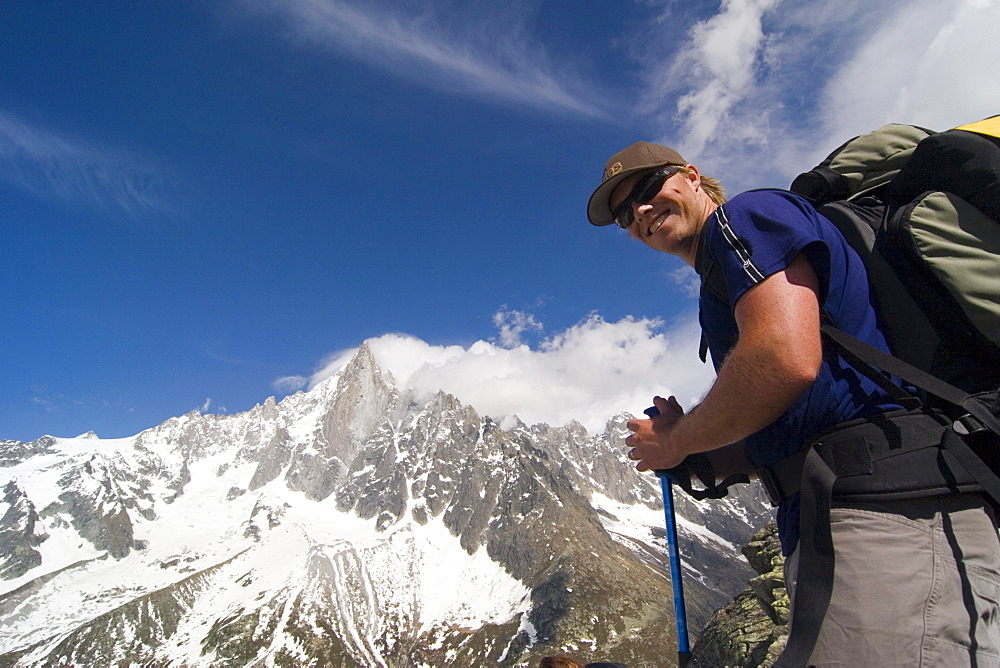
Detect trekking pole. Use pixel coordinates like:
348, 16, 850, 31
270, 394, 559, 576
645, 406, 691, 668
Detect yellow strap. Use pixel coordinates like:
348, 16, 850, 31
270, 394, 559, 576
954, 115, 1000, 139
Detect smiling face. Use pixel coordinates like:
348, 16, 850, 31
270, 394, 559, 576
608, 164, 717, 265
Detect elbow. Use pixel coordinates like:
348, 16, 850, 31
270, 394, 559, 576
768, 368, 817, 409
759, 338, 821, 396
780, 352, 822, 395
788, 367, 820, 396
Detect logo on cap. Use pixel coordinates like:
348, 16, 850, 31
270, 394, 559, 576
604, 162, 623, 181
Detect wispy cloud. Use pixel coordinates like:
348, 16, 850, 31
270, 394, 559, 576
0, 109, 181, 223
639, 0, 1000, 193
197, 398, 227, 414
233, 0, 610, 119
30, 395, 58, 413
643, 0, 780, 159
273, 375, 309, 393
286, 312, 716, 435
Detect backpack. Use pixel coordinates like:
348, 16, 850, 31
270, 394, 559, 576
772, 116, 1000, 667
790, 116, 1000, 396
784, 117, 1000, 496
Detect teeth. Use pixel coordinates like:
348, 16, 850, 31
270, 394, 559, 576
649, 218, 664, 235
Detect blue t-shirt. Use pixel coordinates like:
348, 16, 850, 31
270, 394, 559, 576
697, 189, 902, 554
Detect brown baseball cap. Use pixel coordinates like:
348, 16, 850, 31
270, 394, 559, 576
587, 141, 686, 226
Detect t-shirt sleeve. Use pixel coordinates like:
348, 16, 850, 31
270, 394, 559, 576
710, 191, 832, 307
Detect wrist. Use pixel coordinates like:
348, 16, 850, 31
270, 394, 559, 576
669, 413, 702, 458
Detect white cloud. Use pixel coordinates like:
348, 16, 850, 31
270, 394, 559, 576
236, 0, 609, 119
641, 0, 1000, 194
817, 0, 1000, 145
291, 313, 716, 435
0, 110, 181, 222
30, 396, 55, 412
652, 0, 780, 158
671, 265, 701, 300
492, 307, 544, 348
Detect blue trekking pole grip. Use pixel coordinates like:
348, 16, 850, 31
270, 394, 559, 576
644, 405, 691, 667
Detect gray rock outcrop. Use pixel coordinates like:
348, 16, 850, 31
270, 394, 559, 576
690, 523, 789, 667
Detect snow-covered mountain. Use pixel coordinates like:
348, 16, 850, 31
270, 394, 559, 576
0, 342, 771, 666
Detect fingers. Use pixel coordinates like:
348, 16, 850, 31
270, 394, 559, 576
628, 447, 673, 473
629, 445, 651, 471
653, 395, 684, 417
624, 433, 641, 452
627, 446, 648, 472
625, 396, 685, 469
630, 396, 682, 431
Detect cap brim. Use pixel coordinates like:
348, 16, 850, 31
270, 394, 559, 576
586, 162, 672, 226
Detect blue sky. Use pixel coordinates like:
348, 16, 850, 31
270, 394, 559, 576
4, 0, 999, 441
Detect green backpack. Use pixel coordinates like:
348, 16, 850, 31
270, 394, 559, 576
790, 116, 1000, 395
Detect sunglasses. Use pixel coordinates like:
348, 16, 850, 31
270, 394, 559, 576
612, 166, 682, 229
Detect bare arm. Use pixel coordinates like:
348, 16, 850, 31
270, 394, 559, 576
626, 254, 823, 472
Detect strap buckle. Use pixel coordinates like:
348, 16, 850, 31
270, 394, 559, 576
758, 465, 785, 507
954, 414, 987, 436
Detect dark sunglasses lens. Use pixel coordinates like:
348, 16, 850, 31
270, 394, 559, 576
612, 168, 675, 229
613, 201, 634, 228
634, 171, 669, 203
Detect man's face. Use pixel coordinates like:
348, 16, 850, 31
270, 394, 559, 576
609, 165, 706, 258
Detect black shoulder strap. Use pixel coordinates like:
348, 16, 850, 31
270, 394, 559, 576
695, 212, 729, 363
697, 254, 728, 363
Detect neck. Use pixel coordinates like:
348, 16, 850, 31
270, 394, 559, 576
678, 201, 718, 267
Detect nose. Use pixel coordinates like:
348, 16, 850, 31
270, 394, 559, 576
630, 202, 654, 235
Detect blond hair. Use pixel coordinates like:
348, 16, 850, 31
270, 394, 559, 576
676, 165, 727, 205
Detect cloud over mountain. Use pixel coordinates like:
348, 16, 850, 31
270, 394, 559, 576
289, 312, 716, 435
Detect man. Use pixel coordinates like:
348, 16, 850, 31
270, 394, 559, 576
587, 141, 1000, 666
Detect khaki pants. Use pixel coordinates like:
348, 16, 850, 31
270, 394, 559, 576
785, 494, 1000, 667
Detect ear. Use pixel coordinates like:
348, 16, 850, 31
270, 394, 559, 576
682, 164, 702, 190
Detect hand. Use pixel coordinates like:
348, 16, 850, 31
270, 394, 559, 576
625, 395, 687, 472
